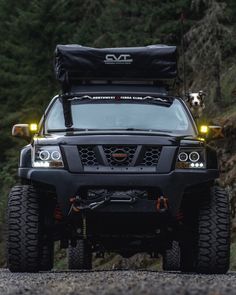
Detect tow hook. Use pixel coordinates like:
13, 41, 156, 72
156, 196, 169, 213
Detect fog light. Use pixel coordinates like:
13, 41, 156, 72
30, 123, 38, 132
34, 161, 50, 167
200, 125, 208, 134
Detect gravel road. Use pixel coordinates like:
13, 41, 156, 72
0, 269, 236, 295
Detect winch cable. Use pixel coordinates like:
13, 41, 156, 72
69, 192, 138, 213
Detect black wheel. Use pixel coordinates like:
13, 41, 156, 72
39, 241, 54, 271
195, 186, 230, 274
163, 241, 180, 271
7, 185, 40, 272
68, 240, 92, 270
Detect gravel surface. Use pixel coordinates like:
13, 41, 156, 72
0, 269, 236, 295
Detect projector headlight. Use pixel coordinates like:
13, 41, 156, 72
32, 146, 64, 168
176, 148, 206, 169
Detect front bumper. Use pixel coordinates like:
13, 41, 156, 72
19, 168, 218, 216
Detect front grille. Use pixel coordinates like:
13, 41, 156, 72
140, 147, 162, 166
78, 145, 162, 167
78, 146, 98, 166
103, 145, 137, 166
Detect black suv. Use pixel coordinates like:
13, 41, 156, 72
7, 45, 230, 273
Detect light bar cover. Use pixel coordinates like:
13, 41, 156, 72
54, 44, 177, 85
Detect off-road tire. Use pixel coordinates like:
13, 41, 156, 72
39, 241, 54, 271
7, 185, 40, 272
68, 240, 92, 270
163, 241, 180, 271
195, 186, 230, 274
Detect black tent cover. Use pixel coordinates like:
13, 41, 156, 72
55, 44, 177, 86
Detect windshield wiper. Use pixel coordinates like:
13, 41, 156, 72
47, 127, 174, 134
47, 128, 88, 133
123, 128, 173, 132
76, 128, 173, 133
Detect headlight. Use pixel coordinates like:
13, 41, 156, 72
176, 148, 206, 169
32, 146, 64, 168
189, 151, 200, 162
178, 152, 188, 162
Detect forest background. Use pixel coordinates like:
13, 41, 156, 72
0, 0, 236, 268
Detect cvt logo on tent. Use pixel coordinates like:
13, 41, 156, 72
104, 54, 133, 64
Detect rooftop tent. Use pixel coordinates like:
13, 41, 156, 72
54, 44, 178, 91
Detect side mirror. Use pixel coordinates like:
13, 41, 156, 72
199, 125, 223, 140
12, 123, 38, 141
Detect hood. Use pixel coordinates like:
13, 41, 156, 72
34, 133, 205, 147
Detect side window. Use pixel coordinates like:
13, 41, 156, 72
46, 100, 64, 130
171, 104, 189, 130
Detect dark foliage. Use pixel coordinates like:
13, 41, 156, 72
0, 0, 235, 265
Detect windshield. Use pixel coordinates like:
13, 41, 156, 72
45, 98, 195, 135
